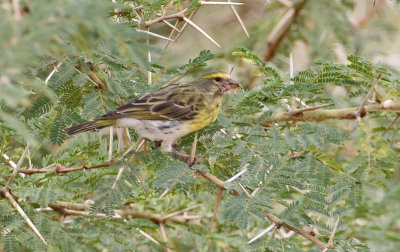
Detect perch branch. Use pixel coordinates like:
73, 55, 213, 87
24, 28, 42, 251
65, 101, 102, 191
261, 101, 400, 125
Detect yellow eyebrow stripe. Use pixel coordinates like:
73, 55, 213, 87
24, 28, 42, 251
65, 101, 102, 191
203, 73, 230, 79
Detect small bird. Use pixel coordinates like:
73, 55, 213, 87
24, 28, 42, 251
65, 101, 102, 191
64, 72, 241, 163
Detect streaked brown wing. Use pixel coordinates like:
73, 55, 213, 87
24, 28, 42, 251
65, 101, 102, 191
100, 83, 199, 121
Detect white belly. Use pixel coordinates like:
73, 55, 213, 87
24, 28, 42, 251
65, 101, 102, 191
117, 118, 188, 142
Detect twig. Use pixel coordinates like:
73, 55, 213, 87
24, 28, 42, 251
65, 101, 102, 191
108, 127, 114, 162
263, 212, 329, 249
382, 114, 400, 136
0, 187, 47, 246
183, 16, 221, 47
289, 51, 296, 111
354, 75, 380, 119
159, 222, 171, 252
144, 9, 186, 27
162, 204, 202, 221
352, 0, 386, 29
122, 137, 146, 157
147, 27, 153, 85
42, 201, 202, 225
159, 188, 170, 198
262, 0, 308, 61
6, 145, 29, 186
233, 178, 330, 248
225, 167, 248, 183
190, 132, 198, 165
227, 0, 249, 37
165, 7, 200, 50
278, 0, 293, 7
210, 188, 223, 232
286, 103, 334, 116
200, 1, 244, 5
163, 19, 181, 52
45, 62, 63, 84
194, 169, 239, 195
162, 20, 181, 32
17, 161, 113, 175
261, 101, 400, 125
12, 0, 22, 20
248, 224, 276, 244
138, 228, 161, 246
2, 153, 17, 169
136, 29, 175, 41
237, 182, 252, 198
327, 218, 340, 248
111, 166, 126, 190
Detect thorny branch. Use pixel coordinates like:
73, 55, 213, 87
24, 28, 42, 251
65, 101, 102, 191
262, 0, 308, 61
261, 101, 400, 125
37, 201, 202, 225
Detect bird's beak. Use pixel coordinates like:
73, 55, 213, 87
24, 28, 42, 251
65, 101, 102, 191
223, 78, 242, 91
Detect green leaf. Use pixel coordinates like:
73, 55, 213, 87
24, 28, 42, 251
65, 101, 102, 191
48, 64, 76, 90
50, 111, 67, 145
177, 50, 214, 75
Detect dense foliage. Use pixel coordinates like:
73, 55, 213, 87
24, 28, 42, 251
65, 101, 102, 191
1, 0, 400, 251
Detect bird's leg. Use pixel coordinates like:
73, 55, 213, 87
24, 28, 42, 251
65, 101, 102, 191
161, 140, 199, 166
171, 150, 199, 166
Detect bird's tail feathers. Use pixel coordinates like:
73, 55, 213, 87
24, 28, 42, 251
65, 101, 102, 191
64, 119, 115, 136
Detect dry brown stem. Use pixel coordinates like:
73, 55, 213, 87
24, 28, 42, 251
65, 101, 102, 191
262, 0, 308, 61
262, 101, 400, 125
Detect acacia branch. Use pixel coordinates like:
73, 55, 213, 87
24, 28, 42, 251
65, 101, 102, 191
42, 201, 201, 225
261, 101, 400, 125
264, 212, 329, 249
6, 145, 29, 186
262, 0, 308, 61
0, 187, 48, 246
17, 161, 113, 175
144, 9, 187, 27
352, 0, 386, 30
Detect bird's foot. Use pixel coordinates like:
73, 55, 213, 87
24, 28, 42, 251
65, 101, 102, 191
171, 150, 199, 166
152, 140, 162, 149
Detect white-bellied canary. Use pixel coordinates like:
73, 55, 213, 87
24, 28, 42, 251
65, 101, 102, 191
64, 72, 241, 163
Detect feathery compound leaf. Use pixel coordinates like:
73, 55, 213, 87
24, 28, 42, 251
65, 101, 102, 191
316, 66, 344, 84
48, 64, 76, 90
233, 47, 282, 83
64, 110, 85, 126
177, 50, 215, 74
293, 70, 316, 84
223, 196, 248, 229
25, 96, 53, 118
347, 55, 373, 80
50, 111, 67, 145
4, 233, 19, 252
153, 162, 197, 189
281, 200, 301, 218
72, 74, 89, 87
304, 192, 329, 205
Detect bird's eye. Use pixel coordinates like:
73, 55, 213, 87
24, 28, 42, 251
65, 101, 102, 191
214, 77, 222, 82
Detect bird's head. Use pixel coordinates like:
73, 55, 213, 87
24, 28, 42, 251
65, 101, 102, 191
199, 72, 242, 96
